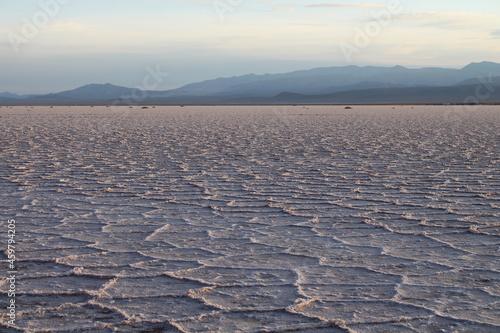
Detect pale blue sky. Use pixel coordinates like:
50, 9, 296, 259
1, 0, 499, 94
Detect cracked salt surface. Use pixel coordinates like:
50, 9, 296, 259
0, 105, 499, 332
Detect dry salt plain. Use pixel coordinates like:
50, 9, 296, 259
0, 105, 499, 333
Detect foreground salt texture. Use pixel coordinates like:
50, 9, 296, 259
0, 105, 499, 332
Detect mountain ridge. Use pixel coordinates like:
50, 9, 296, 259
1, 62, 500, 105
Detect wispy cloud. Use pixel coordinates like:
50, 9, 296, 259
42, 21, 92, 33
274, 6, 295, 13
490, 30, 500, 39
305, 3, 387, 9
391, 12, 500, 30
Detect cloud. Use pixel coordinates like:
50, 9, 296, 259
42, 21, 94, 33
491, 30, 500, 39
305, 3, 387, 9
391, 12, 500, 30
274, 6, 295, 13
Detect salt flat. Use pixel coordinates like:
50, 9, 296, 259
0, 105, 499, 332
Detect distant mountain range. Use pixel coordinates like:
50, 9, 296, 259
1, 61, 500, 105
0, 92, 40, 99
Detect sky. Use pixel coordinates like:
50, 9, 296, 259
1, 0, 499, 94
